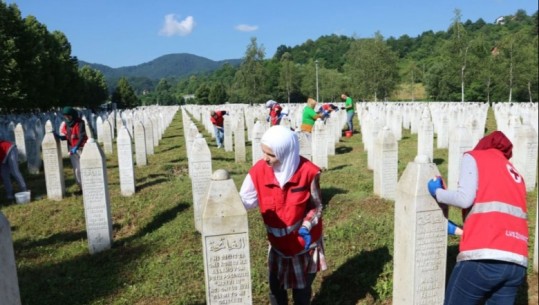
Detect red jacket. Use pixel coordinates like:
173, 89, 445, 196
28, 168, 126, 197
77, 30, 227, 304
459, 149, 528, 267
60, 119, 88, 149
210, 111, 227, 128
249, 157, 322, 256
269, 104, 282, 126
0, 140, 14, 163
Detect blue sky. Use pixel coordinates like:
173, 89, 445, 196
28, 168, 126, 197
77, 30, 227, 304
6, 0, 538, 68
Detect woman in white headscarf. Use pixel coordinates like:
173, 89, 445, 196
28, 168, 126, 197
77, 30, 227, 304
239, 125, 327, 305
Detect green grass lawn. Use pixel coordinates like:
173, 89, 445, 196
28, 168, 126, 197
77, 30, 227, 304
1, 106, 537, 305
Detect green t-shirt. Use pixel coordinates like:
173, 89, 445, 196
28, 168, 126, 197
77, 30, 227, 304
302, 106, 317, 126
345, 97, 354, 114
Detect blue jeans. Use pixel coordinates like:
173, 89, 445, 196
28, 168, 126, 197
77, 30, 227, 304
269, 272, 316, 305
346, 111, 354, 132
444, 260, 526, 305
214, 126, 224, 147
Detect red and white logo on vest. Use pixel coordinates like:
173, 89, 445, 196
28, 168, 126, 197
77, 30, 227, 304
506, 164, 522, 184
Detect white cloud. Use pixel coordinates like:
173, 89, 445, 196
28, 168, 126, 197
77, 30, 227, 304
159, 14, 195, 36
234, 24, 258, 32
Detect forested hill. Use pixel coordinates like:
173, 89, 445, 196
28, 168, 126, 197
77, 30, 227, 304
79, 53, 242, 81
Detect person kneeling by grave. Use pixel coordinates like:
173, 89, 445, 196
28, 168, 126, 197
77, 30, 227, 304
239, 125, 327, 305
0, 140, 28, 203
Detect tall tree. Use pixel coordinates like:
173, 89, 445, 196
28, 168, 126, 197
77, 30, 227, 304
231, 37, 266, 104
111, 77, 139, 108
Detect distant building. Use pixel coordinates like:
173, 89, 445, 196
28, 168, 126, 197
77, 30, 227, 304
495, 16, 505, 25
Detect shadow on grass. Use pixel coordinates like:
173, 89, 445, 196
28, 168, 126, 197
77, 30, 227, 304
156, 144, 181, 153
321, 186, 348, 206
335, 146, 353, 154
433, 158, 445, 166
18, 244, 148, 305
327, 164, 350, 171
136, 174, 169, 191
213, 156, 236, 162
13, 230, 88, 249
312, 247, 391, 305
126, 201, 190, 241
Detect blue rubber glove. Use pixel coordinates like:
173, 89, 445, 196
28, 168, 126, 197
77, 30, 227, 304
427, 176, 445, 199
70, 146, 78, 155
447, 220, 459, 235
298, 227, 311, 250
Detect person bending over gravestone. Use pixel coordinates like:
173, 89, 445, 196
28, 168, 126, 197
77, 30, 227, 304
340, 93, 355, 133
0, 140, 28, 203
54, 107, 88, 189
300, 98, 323, 133
239, 125, 327, 305
427, 131, 528, 305
210, 110, 228, 148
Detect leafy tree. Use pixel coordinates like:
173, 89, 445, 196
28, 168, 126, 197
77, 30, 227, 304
230, 37, 266, 104
208, 83, 228, 104
344, 33, 399, 101
111, 77, 139, 108
78, 65, 108, 108
195, 83, 210, 105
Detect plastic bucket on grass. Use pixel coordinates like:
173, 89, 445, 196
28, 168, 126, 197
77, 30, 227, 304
345, 130, 353, 138
15, 191, 31, 204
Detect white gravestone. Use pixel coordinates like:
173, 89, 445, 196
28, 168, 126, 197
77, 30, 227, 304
0, 212, 22, 305
144, 118, 155, 156
512, 124, 538, 192
202, 169, 252, 305
117, 126, 136, 196
80, 139, 113, 254
393, 155, 447, 305
373, 127, 398, 200
189, 135, 212, 233
298, 132, 312, 161
251, 121, 264, 165
418, 111, 434, 162
101, 120, 114, 155
41, 121, 65, 200
14, 123, 26, 163
312, 119, 328, 170
25, 122, 41, 174
447, 126, 473, 190
134, 120, 147, 167
224, 115, 233, 152
234, 114, 246, 163
96, 116, 104, 143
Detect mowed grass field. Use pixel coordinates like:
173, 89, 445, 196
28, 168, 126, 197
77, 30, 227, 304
1, 106, 537, 305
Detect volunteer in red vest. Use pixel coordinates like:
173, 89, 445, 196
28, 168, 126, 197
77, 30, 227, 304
0, 140, 28, 203
427, 131, 528, 305
56, 107, 88, 187
210, 110, 228, 148
239, 125, 327, 305
266, 100, 283, 126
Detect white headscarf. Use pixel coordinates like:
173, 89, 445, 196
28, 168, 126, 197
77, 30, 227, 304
260, 125, 300, 188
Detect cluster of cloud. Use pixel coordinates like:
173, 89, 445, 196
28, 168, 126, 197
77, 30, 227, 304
234, 24, 258, 32
159, 14, 195, 36
159, 14, 258, 36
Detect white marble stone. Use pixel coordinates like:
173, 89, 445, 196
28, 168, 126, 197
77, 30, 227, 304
41, 120, 65, 200
0, 212, 22, 305
80, 139, 113, 254
189, 134, 212, 232
117, 126, 136, 196
393, 155, 446, 305
202, 169, 252, 305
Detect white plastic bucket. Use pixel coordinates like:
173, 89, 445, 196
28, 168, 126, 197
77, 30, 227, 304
15, 191, 31, 204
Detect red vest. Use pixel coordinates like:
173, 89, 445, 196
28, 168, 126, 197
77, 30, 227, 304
249, 157, 322, 256
210, 111, 226, 127
269, 104, 282, 126
459, 149, 528, 267
60, 119, 87, 148
0, 140, 14, 163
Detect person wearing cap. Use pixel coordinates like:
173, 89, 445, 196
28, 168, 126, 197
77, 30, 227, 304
300, 98, 323, 133
210, 110, 228, 148
55, 107, 88, 187
239, 125, 326, 305
427, 131, 528, 305
0, 140, 28, 203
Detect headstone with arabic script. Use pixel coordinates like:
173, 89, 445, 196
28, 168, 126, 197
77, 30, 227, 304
201, 169, 252, 305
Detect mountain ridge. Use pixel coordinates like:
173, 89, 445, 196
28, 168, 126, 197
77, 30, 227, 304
78, 53, 242, 81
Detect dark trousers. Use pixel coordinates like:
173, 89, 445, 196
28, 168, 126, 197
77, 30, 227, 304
269, 272, 316, 305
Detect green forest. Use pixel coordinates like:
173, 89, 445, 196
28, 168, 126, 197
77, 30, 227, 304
1, 1, 538, 112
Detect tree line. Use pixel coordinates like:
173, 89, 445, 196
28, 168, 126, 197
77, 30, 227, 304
1, 2, 537, 112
